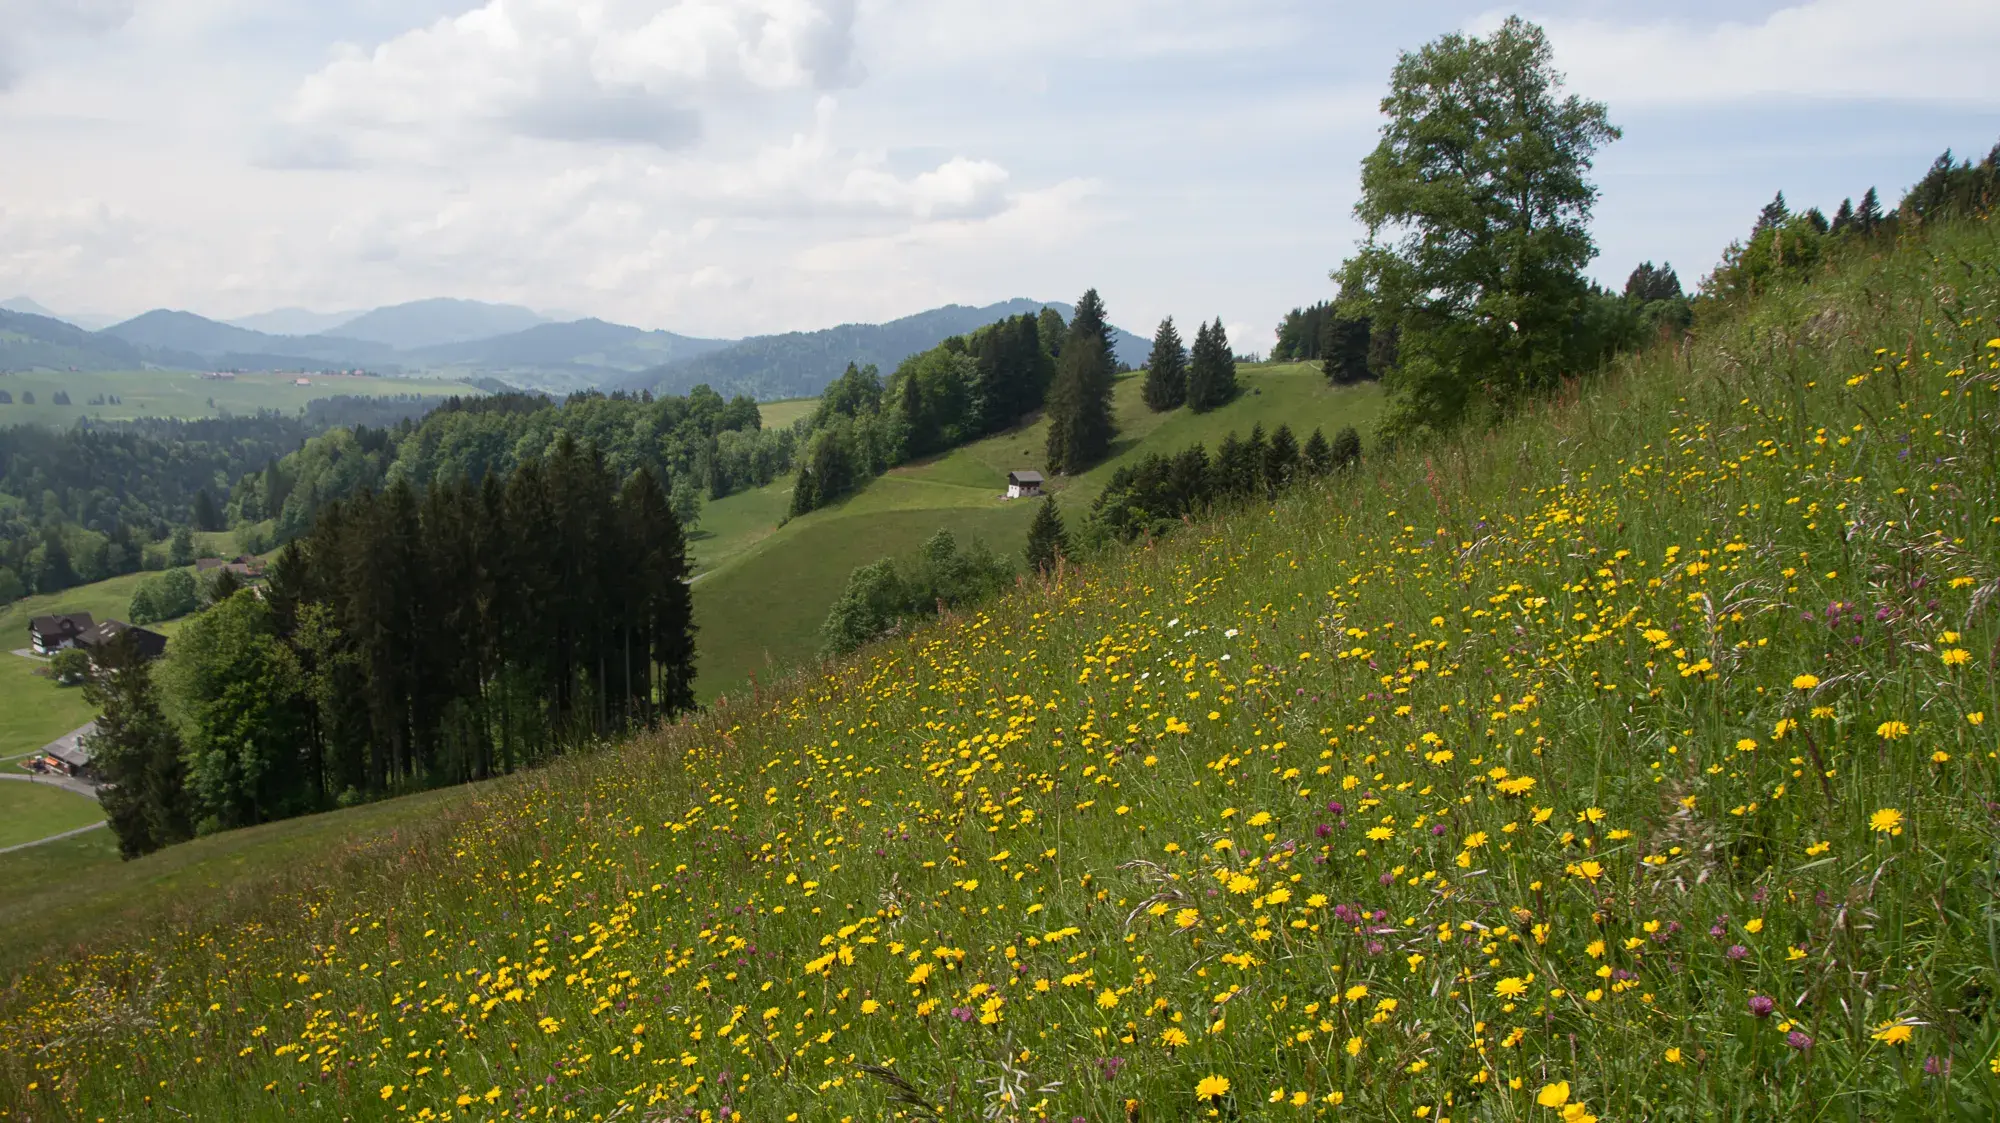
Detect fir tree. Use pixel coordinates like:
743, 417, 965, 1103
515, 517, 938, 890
1025, 496, 1071, 576
1242, 424, 1270, 494
1755, 191, 1789, 232
1830, 198, 1855, 234
1321, 314, 1372, 384
1856, 187, 1882, 233
192, 487, 223, 532
1142, 317, 1188, 411
1302, 427, 1333, 475
82, 634, 192, 857
1265, 423, 1300, 491
1186, 319, 1238, 412
1044, 335, 1115, 474
1330, 426, 1362, 470
1068, 288, 1116, 361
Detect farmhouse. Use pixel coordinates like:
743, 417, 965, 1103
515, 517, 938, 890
36, 722, 97, 781
196, 554, 267, 580
28, 612, 93, 655
1006, 470, 1045, 499
76, 619, 169, 662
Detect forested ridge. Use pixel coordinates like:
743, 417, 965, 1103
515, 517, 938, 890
0, 398, 444, 605
89, 432, 698, 853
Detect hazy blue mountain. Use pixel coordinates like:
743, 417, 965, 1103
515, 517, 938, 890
104, 310, 397, 367
1, 297, 117, 331
0, 308, 154, 372
327, 299, 547, 350
407, 318, 731, 376
230, 307, 362, 336
626, 299, 1148, 401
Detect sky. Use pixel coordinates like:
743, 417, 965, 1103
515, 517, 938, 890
2, 0, 1997, 348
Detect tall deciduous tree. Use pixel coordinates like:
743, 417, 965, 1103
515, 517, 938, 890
1335, 17, 1619, 438
1186, 319, 1237, 412
1142, 318, 1188, 411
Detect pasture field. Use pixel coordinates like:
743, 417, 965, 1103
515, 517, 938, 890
0, 784, 102, 850
0, 368, 469, 425
755, 396, 818, 430
691, 364, 1383, 699
5, 223, 1999, 1122
0, 654, 95, 764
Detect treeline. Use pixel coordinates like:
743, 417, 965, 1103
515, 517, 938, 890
1091, 422, 1361, 542
0, 398, 450, 605
1702, 142, 2000, 305
245, 384, 785, 546
85, 434, 698, 854
789, 293, 1127, 516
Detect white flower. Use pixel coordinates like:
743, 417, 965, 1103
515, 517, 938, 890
1224, 628, 1240, 638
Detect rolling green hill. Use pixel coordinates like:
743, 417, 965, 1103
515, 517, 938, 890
690, 362, 1383, 699
4, 213, 1993, 1123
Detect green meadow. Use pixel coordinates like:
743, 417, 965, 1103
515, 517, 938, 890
0, 368, 468, 425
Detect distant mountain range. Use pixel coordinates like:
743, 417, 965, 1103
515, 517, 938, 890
2, 295, 1147, 402
626, 300, 1149, 400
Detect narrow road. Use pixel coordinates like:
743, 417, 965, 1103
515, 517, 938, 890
0, 770, 101, 800
0, 819, 107, 855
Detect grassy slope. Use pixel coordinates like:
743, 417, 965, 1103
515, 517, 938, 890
6, 229, 1998, 1120
693, 363, 1383, 699
0, 783, 101, 849
0, 655, 95, 766
0, 369, 466, 425
0, 783, 486, 974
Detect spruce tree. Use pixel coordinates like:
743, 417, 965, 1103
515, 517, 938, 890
83, 634, 193, 857
1025, 496, 1070, 576
1186, 319, 1238, 412
1068, 288, 1116, 360
1265, 423, 1300, 491
1331, 426, 1362, 470
1044, 336, 1114, 474
1856, 187, 1882, 233
1830, 198, 1854, 234
1321, 315, 1371, 384
192, 487, 223, 532
1755, 191, 1789, 232
1302, 427, 1333, 475
1142, 317, 1187, 411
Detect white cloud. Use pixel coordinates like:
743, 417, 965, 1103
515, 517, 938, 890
0, 0, 136, 89
280, 0, 860, 157
1521, 0, 2000, 106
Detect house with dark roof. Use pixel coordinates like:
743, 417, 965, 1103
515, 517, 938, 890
28, 612, 93, 655
196, 554, 267, 580
37, 722, 97, 780
1006, 470, 1045, 499
76, 619, 168, 662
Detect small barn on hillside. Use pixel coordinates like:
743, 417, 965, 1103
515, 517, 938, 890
1006, 470, 1045, 499
76, 619, 169, 662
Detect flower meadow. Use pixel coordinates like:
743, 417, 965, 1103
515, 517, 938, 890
5, 222, 2000, 1122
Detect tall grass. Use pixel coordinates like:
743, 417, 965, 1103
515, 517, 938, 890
3, 218, 1997, 1122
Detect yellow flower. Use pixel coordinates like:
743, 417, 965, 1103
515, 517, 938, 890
1495, 976, 1528, 998
1160, 1027, 1189, 1048
380, 1085, 395, 1101
1664, 1047, 1683, 1064
1869, 808, 1904, 835
1941, 648, 1970, 666
1970, 712, 1987, 726
1791, 674, 1819, 690
1536, 1080, 1571, 1107
1195, 1074, 1231, 1101
1872, 1022, 1914, 1046
1174, 908, 1201, 929
1876, 721, 1910, 740
860, 999, 881, 1014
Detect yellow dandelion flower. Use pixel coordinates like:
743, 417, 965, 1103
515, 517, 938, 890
1869, 808, 1904, 834
1871, 1022, 1914, 1046
1195, 1074, 1231, 1100
1941, 648, 1970, 666
1791, 674, 1819, 690
1876, 721, 1910, 740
